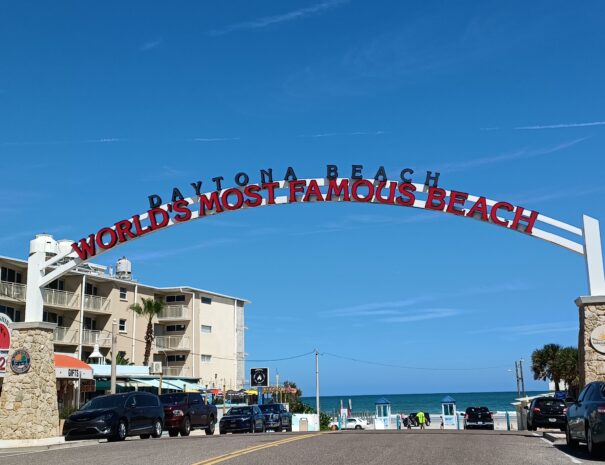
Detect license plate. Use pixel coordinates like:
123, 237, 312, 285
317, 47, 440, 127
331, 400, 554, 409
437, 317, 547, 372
478, 421, 483, 424
549, 418, 557, 422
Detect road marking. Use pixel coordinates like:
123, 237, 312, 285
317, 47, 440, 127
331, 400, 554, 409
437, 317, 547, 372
191, 433, 323, 465
540, 437, 582, 464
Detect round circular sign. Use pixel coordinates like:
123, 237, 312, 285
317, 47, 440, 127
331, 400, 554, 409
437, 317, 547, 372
10, 349, 31, 374
0, 313, 12, 350
590, 325, 605, 354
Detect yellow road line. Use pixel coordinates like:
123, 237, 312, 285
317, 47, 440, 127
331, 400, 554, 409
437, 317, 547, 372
191, 433, 323, 465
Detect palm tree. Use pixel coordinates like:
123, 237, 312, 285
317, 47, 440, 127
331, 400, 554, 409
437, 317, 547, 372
129, 297, 164, 366
556, 346, 579, 397
531, 343, 562, 391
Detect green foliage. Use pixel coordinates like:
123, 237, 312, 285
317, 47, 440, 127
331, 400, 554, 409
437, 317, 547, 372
319, 412, 331, 431
531, 343, 579, 395
282, 379, 330, 429
59, 405, 77, 419
129, 297, 164, 365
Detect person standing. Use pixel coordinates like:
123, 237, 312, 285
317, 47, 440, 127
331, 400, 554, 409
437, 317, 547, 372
417, 411, 426, 430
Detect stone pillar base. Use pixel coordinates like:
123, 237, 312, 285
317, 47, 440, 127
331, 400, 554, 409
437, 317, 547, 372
576, 296, 605, 388
0, 322, 59, 440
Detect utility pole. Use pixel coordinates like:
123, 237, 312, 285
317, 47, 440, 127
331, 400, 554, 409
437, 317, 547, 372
514, 362, 521, 398
110, 319, 117, 394
315, 349, 320, 423
519, 358, 526, 398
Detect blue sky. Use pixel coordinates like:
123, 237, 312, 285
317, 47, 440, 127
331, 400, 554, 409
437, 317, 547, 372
1, 1, 605, 396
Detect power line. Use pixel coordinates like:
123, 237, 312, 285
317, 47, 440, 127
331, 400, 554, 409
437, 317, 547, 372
323, 352, 511, 371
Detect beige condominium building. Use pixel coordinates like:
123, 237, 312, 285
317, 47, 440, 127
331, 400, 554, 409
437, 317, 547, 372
0, 236, 248, 390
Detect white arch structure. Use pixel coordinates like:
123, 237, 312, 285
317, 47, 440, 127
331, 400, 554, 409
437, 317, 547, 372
25, 178, 605, 321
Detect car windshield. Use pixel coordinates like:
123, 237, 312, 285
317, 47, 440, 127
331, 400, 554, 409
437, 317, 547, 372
228, 407, 253, 416
259, 404, 281, 413
466, 407, 489, 414
81, 395, 125, 410
160, 393, 187, 405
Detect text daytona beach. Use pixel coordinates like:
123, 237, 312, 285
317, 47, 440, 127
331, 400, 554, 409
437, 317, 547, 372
71, 165, 539, 260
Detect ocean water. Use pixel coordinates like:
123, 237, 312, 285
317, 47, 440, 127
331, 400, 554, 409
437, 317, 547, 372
301, 391, 543, 414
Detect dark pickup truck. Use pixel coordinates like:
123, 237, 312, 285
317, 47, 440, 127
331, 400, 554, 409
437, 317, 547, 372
159, 393, 217, 437
464, 406, 494, 430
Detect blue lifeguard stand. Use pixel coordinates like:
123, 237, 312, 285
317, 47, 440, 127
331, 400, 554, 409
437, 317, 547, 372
375, 397, 391, 428
441, 395, 457, 429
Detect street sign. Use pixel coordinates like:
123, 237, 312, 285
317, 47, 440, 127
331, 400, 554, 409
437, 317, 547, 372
250, 367, 269, 387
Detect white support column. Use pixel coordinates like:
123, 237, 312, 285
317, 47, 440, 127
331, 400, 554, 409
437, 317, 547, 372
132, 284, 138, 361
78, 275, 86, 360
24, 248, 46, 322
583, 215, 605, 296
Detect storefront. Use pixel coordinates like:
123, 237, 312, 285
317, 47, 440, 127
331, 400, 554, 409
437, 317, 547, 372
55, 354, 94, 413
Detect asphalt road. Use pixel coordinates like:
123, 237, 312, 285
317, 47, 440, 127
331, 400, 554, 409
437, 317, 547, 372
0, 430, 599, 465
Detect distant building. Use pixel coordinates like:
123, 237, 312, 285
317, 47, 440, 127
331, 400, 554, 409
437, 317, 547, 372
0, 234, 249, 391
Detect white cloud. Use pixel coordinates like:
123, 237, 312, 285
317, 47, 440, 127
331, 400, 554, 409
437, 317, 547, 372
192, 137, 241, 142
300, 130, 386, 138
515, 121, 605, 130
439, 138, 586, 172
141, 39, 162, 51
209, 0, 348, 36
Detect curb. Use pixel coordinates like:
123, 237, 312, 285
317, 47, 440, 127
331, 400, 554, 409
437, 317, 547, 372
543, 432, 565, 443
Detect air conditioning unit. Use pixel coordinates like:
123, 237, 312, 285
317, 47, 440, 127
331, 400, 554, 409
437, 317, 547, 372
150, 361, 163, 374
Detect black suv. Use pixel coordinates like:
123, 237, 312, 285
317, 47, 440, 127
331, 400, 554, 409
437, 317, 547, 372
258, 403, 292, 432
526, 397, 567, 431
464, 407, 494, 430
63, 392, 164, 441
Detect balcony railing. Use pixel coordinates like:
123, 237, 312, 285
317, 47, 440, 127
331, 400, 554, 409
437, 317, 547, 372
54, 326, 79, 345
162, 366, 190, 377
0, 281, 26, 301
83, 294, 111, 312
157, 305, 189, 321
82, 329, 110, 347
43, 288, 79, 309
155, 335, 190, 351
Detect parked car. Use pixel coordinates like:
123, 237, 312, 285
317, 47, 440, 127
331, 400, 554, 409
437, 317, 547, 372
63, 392, 164, 442
258, 403, 292, 432
463, 406, 494, 430
566, 381, 605, 456
219, 405, 265, 434
526, 397, 567, 431
405, 412, 431, 428
160, 392, 218, 437
328, 417, 368, 430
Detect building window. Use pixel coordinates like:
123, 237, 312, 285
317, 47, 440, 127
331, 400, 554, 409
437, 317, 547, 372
43, 311, 63, 326
167, 355, 186, 363
47, 279, 64, 291
119, 287, 127, 300
84, 317, 97, 331
85, 283, 98, 296
166, 324, 186, 332
119, 319, 127, 332
200, 354, 212, 363
166, 295, 185, 303
201, 325, 212, 333
0, 305, 21, 322
1, 267, 22, 284
201, 296, 212, 305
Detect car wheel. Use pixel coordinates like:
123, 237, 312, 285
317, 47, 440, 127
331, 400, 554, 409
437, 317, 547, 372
205, 418, 216, 436
168, 430, 179, 437
566, 424, 579, 448
151, 419, 163, 438
109, 419, 127, 442
355, 425, 362, 430
140, 434, 151, 439
180, 417, 191, 437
